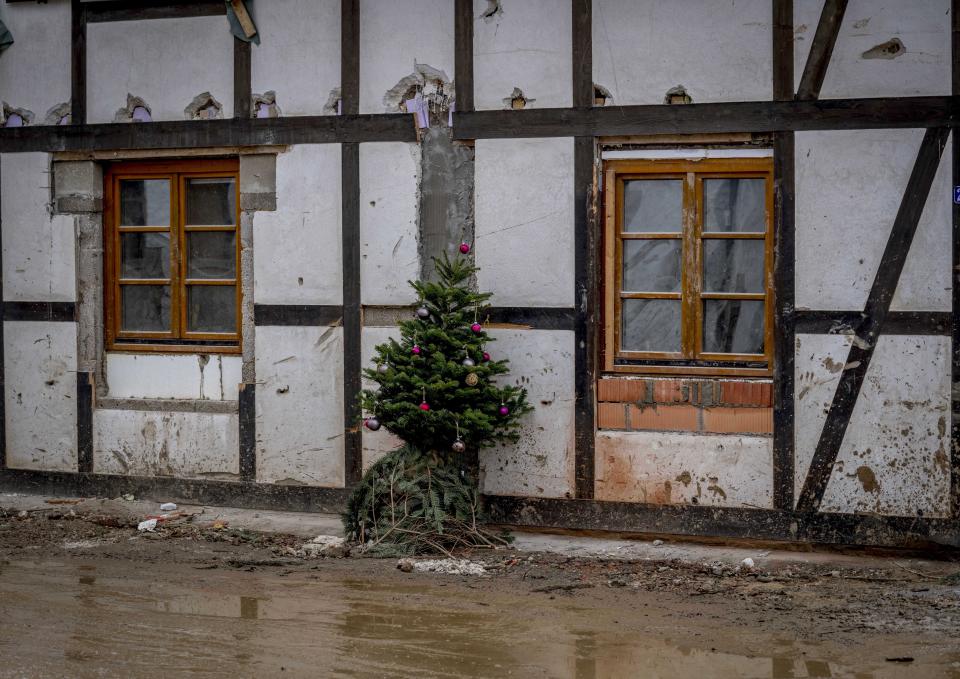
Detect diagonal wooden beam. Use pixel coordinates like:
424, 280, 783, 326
796, 127, 950, 513
796, 0, 848, 100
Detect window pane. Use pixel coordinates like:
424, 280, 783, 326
121, 233, 170, 279
703, 178, 766, 232
121, 285, 170, 332
185, 178, 236, 225
703, 240, 765, 293
120, 179, 170, 226
188, 286, 236, 333
621, 299, 681, 353
623, 180, 682, 232
703, 300, 764, 354
622, 239, 681, 292
187, 232, 236, 279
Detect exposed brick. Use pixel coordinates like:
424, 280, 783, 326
627, 404, 699, 432
718, 380, 773, 407
652, 378, 687, 404
597, 378, 646, 402
702, 407, 773, 434
597, 402, 628, 429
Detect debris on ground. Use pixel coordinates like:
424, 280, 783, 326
296, 535, 349, 559
137, 519, 158, 532
160, 502, 178, 511
408, 558, 486, 576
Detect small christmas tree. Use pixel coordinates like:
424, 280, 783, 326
343, 251, 532, 554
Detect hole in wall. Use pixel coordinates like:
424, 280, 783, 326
861, 38, 905, 60
664, 85, 692, 105
503, 87, 534, 110
251, 90, 281, 118
593, 83, 612, 107
480, 0, 502, 22
384, 62, 452, 126
2, 102, 34, 127
114, 94, 152, 123
43, 102, 71, 126
184, 91, 223, 120
323, 86, 341, 115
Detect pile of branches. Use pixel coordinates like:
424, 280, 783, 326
343, 445, 509, 557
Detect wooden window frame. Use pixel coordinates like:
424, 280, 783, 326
104, 158, 242, 354
602, 157, 774, 377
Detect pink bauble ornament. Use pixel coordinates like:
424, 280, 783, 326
482, 352, 491, 362
419, 401, 430, 411
411, 345, 421, 355
499, 405, 510, 416
459, 242, 471, 254
364, 417, 381, 431
471, 322, 482, 333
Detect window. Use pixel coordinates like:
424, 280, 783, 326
104, 159, 241, 353
602, 157, 773, 376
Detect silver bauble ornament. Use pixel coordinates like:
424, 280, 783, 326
416, 306, 430, 318
462, 356, 475, 367
376, 363, 389, 374
364, 417, 381, 431
452, 439, 466, 453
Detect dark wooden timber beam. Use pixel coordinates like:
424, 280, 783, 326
453, 96, 957, 140
70, 0, 86, 125
772, 0, 796, 512
951, 0, 960, 518
796, 0, 848, 100
796, 127, 950, 514
454, 0, 474, 113
795, 310, 951, 335
83, 0, 225, 23
0, 114, 416, 152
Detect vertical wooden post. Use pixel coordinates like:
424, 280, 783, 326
573, 0, 596, 499
772, 0, 796, 511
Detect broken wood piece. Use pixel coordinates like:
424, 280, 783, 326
229, 0, 257, 39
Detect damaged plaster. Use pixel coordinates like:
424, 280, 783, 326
383, 62, 452, 121
113, 94, 152, 123
2, 101, 33, 127
251, 90, 281, 118
502, 87, 534, 110
664, 85, 692, 105
861, 38, 905, 60
43, 102, 71, 126
480, 0, 503, 22
322, 87, 341, 115
593, 83, 612, 106
184, 91, 223, 120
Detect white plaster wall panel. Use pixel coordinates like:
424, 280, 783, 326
595, 431, 774, 508
0, 1, 71, 123
87, 17, 234, 123
359, 0, 454, 114
475, 138, 574, 307
360, 326, 403, 471
793, 332, 850, 503
892, 135, 951, 312
795, 129, 926, 311
1, 154, 75, 302
105, 354, 241, 401
256, 325, 345, 486
4, 321, 77, 471
93, 409, 239, 478
480, 329, 575, 498
250, 0, 340, 117
794, 0, 949, 100
254, 145, 342, 305
359, 142, 420, 305
592, 0, 772, 106
821, 335, 951, 517
473, 0, 572, 110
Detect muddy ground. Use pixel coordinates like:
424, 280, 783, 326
1, 500, 959, 678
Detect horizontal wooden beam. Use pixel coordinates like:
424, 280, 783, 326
485, 495, 960, 549
0, 114, 417, 153
254, 304, 342, 327
1, 97, 954, 154
3, 301, 76, 322
454, 96, 957, 140
795, 310, 951, 335
84, 0, 225, 23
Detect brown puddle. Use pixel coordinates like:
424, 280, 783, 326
0, 558, 956, 678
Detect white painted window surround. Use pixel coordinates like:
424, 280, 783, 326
105, 353, 242, 401
601, 149, 773, 160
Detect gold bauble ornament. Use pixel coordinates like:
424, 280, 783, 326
465, 372, 479, 386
